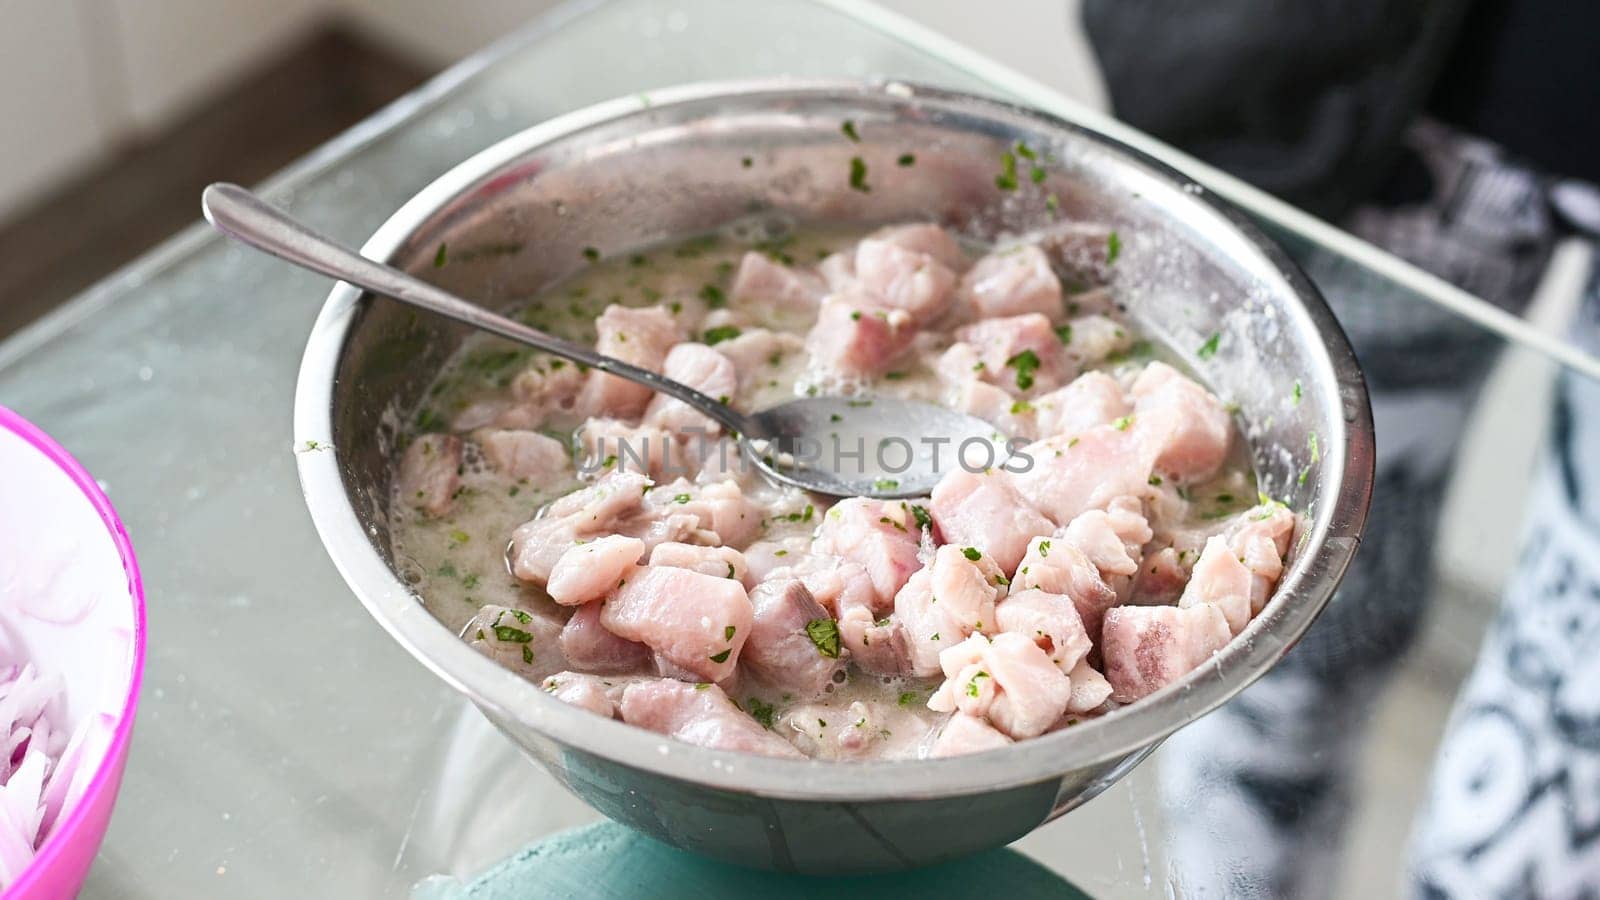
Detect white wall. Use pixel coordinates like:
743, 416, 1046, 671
0, 0, 1092, 223
0, 2, 113, 218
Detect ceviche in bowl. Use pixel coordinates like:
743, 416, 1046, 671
294, 81, 1372, 871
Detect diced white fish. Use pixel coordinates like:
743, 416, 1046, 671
852, 238, 958, 325
1131, 361, 1233, 483
599, 565, 753, 682
546, 535, 646, 606
894, 545, 1006, 677
804, 294, 917, 379
730, 251, 827, 309
475, 429, 571, 484
868, 223, 969, 272
578, 418, 681, 481
559, 602, 652, 673
954, 314, 1071, 395
643, 342, 738, 436
648, 542, 750, 587
1177, 535, 1253, 635
618, 679, 804, 758
541, 671, 626, 718
576, 305, 685, 419
397, 434, 461, 518
994, 587, 1092, 673
1100, 603, 1231, 702
929, 469, 1055, 574
1031, 371, 1130, 439
928, 712, 1014, 758
811, 498, 924, 610
741, 579, 845, 697
1010, 424, 1156, 526
465, 605, 563, 677
956, 244, 1062, 320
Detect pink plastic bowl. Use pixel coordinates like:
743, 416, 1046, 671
0, 407, 145, 900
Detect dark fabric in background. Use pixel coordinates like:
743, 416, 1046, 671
1082, 0, 1600, 217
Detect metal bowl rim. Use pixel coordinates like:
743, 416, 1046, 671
292, 77, 1374, 801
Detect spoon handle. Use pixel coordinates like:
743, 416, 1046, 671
201, 183, 758, 438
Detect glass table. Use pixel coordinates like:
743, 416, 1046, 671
5, 1, 1594, 896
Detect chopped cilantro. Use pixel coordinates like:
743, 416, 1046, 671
995, 151, 1019, 191
898, 691, 921, 707
582, 246, 600, 262
1005, 348, 1041, 391
449, 529, 470, 545
493, 625, 533, 643
1106, 231, 1122, 265
741, 156, 753, 168
1292, 380, 1303, 406
1309, 431, 1321, 462
521, 645, 534, 664
1038, 539, 1051, 557
703, 325, 741, 345
849, 156, 870, 192
1148, 474, 1163, 486
709, 649, 731, 664
699, 284, 726, 308
897, 153, 916, 167
1197, 332, 1221, 360
433, 243, 448, 267
962, 546, 982, 561
724, 625, 736, 641
873, 478, 900, 491
1010, 400, 1034, 415
1054, 324, 1073, 344
841, 119, 861, 142
911, 505, 933, 530
746, 697, 776, 729
805, 618, 841, 658
1112, 415, 1134, 431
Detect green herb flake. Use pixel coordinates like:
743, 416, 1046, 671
1010, 400, 1034, 415
521, 645, 534, 664
741, 156, 753, 168
581, 246, 600, 262
1112, 415, 1134, 431
724, 625, 737, 641
1309, 431, 1321, 462
1197, 332, 1221, 360
709, 649, 732, 664
1038, 539, 1051, 557
841, 119, 861, 142
493, 625, 534, 643
805, 618, 841, 658
1148, 474, 1163, 486
995, 151, 1019, 191
1054, 324, 1073, 345
897, 153, 916, 167
962, 546, 982, 562
746, 697, 776, 729
873, 478, 900, 492
699, 284, 727, 308
1106, 231, 1122, 265
1292, 380, 1303, 406
433, 243, 448, 267
672, 493, 691, 504
898, 691, 921, 708
849, 156, 871, 193
703, 325, 742, 346
449, 529, 470, 545
911, 505, 933, 530
1005, 348, 1041, 391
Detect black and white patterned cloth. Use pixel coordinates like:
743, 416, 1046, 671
1157, 119, 1600, 898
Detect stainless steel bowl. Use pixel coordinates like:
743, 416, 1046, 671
293, 80, 1374, 872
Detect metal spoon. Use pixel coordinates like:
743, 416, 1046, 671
201, 183, 1007, 499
